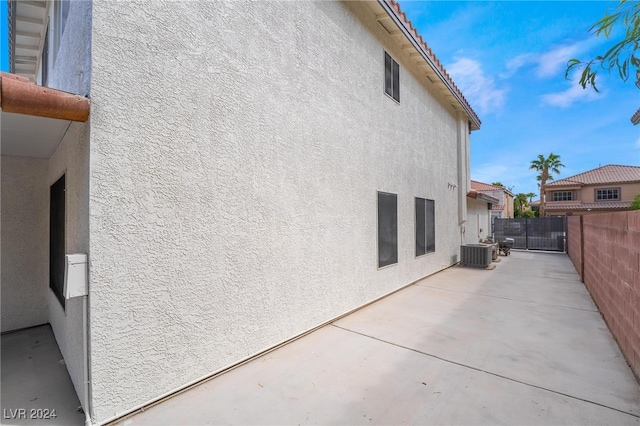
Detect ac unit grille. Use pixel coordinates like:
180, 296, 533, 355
460, 244, 493, 268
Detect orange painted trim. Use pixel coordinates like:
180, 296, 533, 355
0, 72, 90, 122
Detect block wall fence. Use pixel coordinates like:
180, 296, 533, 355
567, 211, 640, 380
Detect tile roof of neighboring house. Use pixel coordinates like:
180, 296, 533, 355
467, 190, 499, 204
491, 204, 505, 211
471, 180, 503, 191
546, 201, 633, 211
632, 107, 640, 125
385, 0, 481, 130
546, 164, 640, 187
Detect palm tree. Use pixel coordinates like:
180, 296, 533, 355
514, 193, 529, 216
526, 192, 536, 203
529, 153, 565, 217
492, 182, 505, 188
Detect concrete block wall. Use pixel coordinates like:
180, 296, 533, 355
567, 211, 640, 379
566, 215, 582, 277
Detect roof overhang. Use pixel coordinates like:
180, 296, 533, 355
467, 189, 499, 204
368, 0, 481, 131
9, 0, 49, 82
631, 107, 640, 125
1, 72, 90, 159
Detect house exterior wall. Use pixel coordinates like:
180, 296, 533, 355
46, 120, 91, 412
1, 156, 49, 332
2, 0, 93, 409
546, 182, 640, 215
43, 0, 92, 411
88, 1, 471, 421
466, 198, 491, 243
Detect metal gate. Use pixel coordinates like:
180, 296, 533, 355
493, 217, 566, 251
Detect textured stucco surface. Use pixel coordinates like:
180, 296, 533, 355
466, 198, 491, 243
1, 156, 49, 332
89, 1, 472, 421
47, 120, 91, 412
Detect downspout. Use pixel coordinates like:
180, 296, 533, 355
83, 294, 94, 426
457, 115, 468, 245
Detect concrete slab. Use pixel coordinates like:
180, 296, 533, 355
1, 325, 84, 426
336, 252, 640, 416
117, 252, 640, 425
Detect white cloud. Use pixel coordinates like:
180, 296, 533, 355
636, 137, 640, 149
540, 83, 600, 108
501, 53, 536, 78
535, 44, 582, 78
447, 58, 507, 114
502, 39, 598, 80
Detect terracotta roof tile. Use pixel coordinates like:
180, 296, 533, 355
546, 165, 640, 187
386, 0, 481, 129
546, 201, 632, 210
491, 204, 505, 211
632, 107, 640, 125
471, 180, 503, 191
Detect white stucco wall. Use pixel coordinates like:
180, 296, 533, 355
89, 1, 473, 420
1, 156, 49, 332
46, 120, 91, 412
466, 198, 492, 244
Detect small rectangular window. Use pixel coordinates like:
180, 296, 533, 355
384, 52, 400, 102
378, 192, 398, 268
595, 188, 620, 201
50, 174, 66, 306
416, 197, 435, 256
552, 191, 573, 201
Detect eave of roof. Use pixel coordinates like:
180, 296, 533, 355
0, 72, 90, 121
546, 201, 632, 211
467, 189, 499, 204
632, 107, 640, 125
377, 0, 481, 131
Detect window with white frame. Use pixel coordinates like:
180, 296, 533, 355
595, 188, 620, 201
552, 191, 573, 201
415, 197, 435, 256
384, 52, 400, 102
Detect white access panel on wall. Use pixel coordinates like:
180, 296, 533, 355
64, 253, 88, 299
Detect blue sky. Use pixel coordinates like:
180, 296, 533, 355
1, 0, 7, 72
0, 2, 637, 198
399, 0, 639, 198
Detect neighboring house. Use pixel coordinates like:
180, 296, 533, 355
466, 190, 499, 243
470, 180, 515, 220
544, 165, 640, 216
2, 1, 481, 424
631, 107, 640, 125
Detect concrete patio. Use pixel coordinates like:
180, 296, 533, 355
116, 250, 640, 425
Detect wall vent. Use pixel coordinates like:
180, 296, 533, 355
460, 244, 493, 268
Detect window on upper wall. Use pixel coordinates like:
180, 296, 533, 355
595, 188, 620, 201
53, 0, 70, 66
552, 191, 573, 201
415, 198, 435, 256
378, 191, 398, 268
384, 52, 400, 102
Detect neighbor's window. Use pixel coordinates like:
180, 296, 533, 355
378, 191, 398, 268
552, 191, 573, 201
415, 197, 435, 256
595, 188, 620, 201
384, 52, 400, 102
